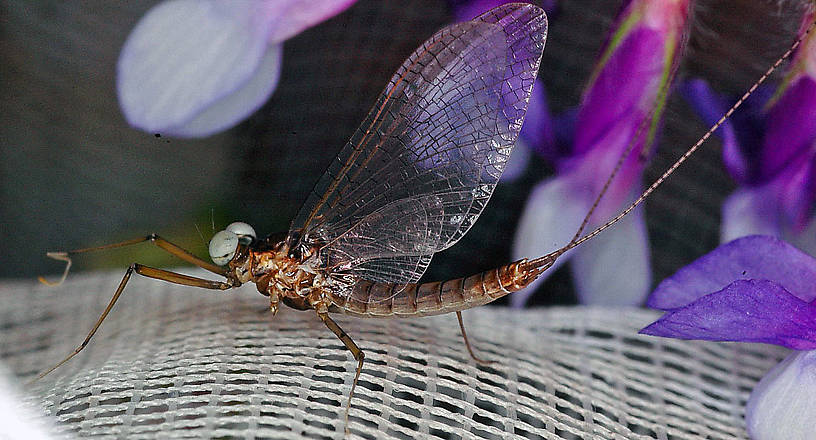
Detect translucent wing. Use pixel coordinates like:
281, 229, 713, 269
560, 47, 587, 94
321, 195, 445, 283
289, 4, 547, 284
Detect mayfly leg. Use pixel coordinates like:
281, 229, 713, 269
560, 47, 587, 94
455, 311, 493, 365
316, 311, 364, 434
34, 235, 234, 382
33, 263, 233, 382
32, 263, 233, 382
39, 234, 227, 286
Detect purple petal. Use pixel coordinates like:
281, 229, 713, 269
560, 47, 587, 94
759, 77, 816, 181
573, 26, 665, 157
118, 0, 281, 137
679, 79, 747, 182
720, 186, 782, 243
552, 108, 577, 158
746, 351, 816, 440
570, 200, 651, 305
776, 148, 816, 232
450, 0, 557, 22
510, 171, 594, 307
559, 130, 646, 221
265, 0, 356, 44
641, 279, 816, 349
520, 79, 558, 162
648, 235, 816, 310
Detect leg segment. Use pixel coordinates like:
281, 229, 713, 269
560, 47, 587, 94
40, 234, 226, 286
32, 263, 232, 382
456, 311, 493, 365
317, 312, 365, 434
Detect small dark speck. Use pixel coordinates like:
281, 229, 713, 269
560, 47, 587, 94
154, 133, 162, 138
290, 131, 297, 135
742, 270, 747, 275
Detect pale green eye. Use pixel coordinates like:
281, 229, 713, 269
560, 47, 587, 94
226, 222, 256, 244
208, 230, 239, 266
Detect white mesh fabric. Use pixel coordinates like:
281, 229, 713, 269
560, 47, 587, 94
1, 271, 788, 439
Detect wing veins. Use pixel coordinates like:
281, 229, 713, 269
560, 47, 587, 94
300, 40, 443, 233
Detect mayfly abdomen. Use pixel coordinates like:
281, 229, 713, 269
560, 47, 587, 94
328, 259, 539, 317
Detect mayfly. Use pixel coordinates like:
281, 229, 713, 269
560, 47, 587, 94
35, 2, 814, 432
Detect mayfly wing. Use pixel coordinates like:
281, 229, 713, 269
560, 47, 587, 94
288, 4, 547, 288
319, 194, 445, 283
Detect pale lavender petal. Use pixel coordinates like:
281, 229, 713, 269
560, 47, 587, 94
265, 0, 356, 43
118, 0, 278, 137
759, 77, 816, 181
641, 280, 816, 349
647, 235, 816, 310
746, 351, 816, 440
510, 171, 593, 307
570, 200, 651, 305
167, 44, 282, 137
501, 137, 531, 182
559, 129, 646, 221
720, 185, 782, 243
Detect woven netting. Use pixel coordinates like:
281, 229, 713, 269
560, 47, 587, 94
1, 271, 788, 439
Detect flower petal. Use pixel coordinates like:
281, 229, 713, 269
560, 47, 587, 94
573, 26, 665, 157
648, 235, 816, 310
265, 0, 356, 44
746, 351, 816, 440
786, 216, 816, 258
679, 78, 747, 182
450, 0, 557, 22
775, 143, 816, 232
520, 79, 558, 162
510, 172, 593, 307
760, 77, 816, 181
118, 0, 278, 137
501, 137, 531, 182
559, 127, 646, 221
570, 201, 651, 305
641, 279, 816, 349
720, 185, 782, 243
167, 43, 283, 137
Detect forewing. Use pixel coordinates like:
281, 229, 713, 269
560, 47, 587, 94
290, 4, 547, 283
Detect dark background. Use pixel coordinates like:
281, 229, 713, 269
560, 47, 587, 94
0, 0, 805, 305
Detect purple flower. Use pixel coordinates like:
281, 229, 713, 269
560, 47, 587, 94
511, 0, 690, 306
641, 235, 816, 439
117, 0, 356, 138
682, 11, 816, 254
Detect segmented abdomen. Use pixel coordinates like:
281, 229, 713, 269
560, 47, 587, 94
327, 259, 542, 317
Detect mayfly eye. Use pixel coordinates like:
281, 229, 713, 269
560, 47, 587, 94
208, 230, 239, 266
226, 222, 256, 244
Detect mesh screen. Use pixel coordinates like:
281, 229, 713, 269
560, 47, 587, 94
2, 271, 787, 439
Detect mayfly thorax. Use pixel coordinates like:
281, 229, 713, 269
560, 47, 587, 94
33, 2, 815, 434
